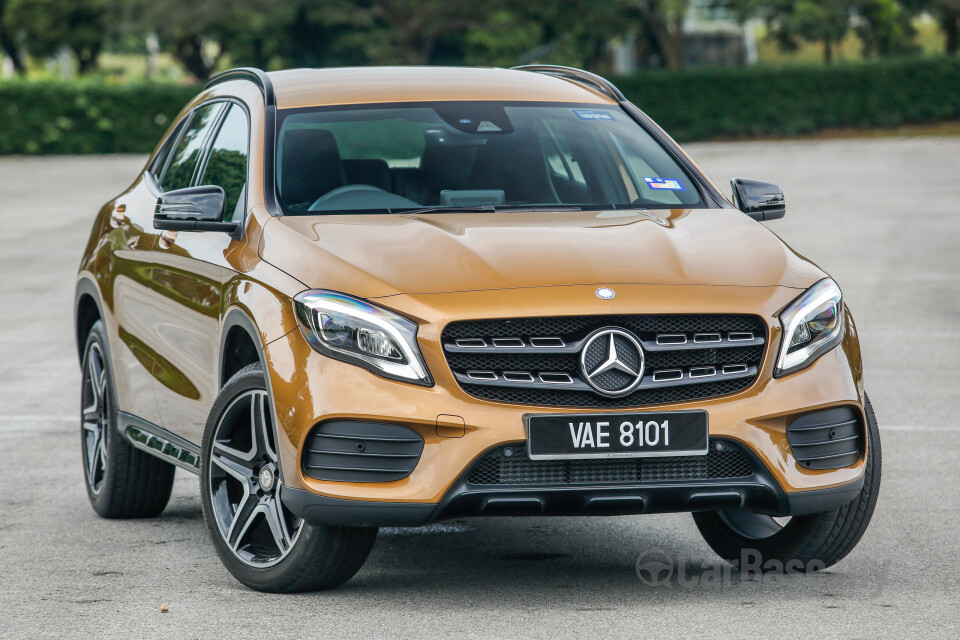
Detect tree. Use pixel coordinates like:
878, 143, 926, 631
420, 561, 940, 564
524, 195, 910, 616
4, 0, 107, 74
854, 0, 918, 57
637, 0, 691, 69
0, 0, 26, 74
765, 0, 855, 63
128, 0, 289, 80
900, 0, 960, 54
362, 0, 484, 65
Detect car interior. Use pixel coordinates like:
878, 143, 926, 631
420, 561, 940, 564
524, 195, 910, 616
275, 103, 701, 214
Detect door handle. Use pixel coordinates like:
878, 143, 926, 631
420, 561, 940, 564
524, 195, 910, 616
110, 204, 130, 229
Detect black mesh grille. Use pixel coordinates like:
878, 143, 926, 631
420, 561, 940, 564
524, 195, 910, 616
467, 440, 754, 486
443, 314, 766, 408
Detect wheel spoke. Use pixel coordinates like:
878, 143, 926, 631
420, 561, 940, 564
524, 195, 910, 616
226, 493, 260, 550
86, 429, 102, 483
263, 495, 292, 553
211, 445, 254, 481
251, 392, 277, 463
212, 433, 255, 464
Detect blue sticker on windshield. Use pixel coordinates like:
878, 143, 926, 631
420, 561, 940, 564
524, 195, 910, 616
643, 177, 686, 191
572, 109, 614, 121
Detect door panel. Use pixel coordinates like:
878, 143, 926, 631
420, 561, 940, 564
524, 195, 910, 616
149, 232, 231, 443
108, 179, 163, 424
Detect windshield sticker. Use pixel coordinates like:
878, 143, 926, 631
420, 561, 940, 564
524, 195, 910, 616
643, 177, 686, 191
572, 109, 614, 121
477, 120, 502, 132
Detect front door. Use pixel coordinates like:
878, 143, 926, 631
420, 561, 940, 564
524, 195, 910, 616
149, 102, 250, 444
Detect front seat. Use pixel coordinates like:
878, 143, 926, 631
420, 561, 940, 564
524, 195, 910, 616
466, 132, 559, 205
280, 129, 347, 209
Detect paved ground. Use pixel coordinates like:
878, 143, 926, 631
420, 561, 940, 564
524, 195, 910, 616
0, 138, 957, 638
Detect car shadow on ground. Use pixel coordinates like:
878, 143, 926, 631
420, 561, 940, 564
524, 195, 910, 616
143, 487, 888, 604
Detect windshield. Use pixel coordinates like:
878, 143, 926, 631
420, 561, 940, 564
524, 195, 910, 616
275, 101, 704, 214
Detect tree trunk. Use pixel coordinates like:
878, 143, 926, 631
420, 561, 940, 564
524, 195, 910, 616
943, 10, 960, 55
823, 37, 834, 63
0, 32, 25, 75
76, 42, 101, 75
648, 11, 685, 69
175, 35, 215, 81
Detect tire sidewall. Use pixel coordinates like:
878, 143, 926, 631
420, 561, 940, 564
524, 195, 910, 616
81, 320, 121, 511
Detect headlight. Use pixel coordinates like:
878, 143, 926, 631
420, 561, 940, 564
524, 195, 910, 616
294, 290, 432, 386
775, 278, 844, 377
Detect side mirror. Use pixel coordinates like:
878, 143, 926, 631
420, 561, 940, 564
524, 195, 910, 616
730, 177, 786, 221
154, 185, 238, 232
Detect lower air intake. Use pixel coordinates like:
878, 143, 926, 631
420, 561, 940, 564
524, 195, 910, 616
787, 407, 862, 470
467, 439, 754, 486
302, 421, 424, 483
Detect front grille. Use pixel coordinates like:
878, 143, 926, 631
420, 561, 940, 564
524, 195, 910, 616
467, 440, 754, 486
442, 314, 766, 408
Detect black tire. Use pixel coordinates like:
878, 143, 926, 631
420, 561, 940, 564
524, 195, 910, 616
80, 320, 175, 518
200, 363, 377, 593
693, 395, 881, 571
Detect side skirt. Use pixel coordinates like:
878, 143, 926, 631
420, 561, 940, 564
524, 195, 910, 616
119, 412, 201, 474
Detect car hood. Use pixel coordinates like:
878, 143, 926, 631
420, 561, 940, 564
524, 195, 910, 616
260, 208, 825, 298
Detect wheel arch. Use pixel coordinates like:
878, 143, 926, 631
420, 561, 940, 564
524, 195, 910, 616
75, 276, 105, 364
219, 309, 270, 388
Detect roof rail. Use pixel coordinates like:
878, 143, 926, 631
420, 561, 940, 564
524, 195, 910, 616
205, 67, 275, 106
510, 64, 625, 102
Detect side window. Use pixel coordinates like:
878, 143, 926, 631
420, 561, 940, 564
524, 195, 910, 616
150, 120, 189, 181
161, 103, 226, 192
199, 104, 249, 221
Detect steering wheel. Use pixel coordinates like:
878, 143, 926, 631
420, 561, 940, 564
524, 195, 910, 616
309, 184, 420, 212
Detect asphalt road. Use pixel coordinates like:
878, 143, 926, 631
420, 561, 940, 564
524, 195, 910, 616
1, 137, 958, 638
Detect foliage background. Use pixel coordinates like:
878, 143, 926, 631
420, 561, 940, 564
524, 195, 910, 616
2, 56, 959, 154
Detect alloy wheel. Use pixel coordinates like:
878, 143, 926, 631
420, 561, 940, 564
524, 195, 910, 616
208, 390, 303, 567
81, 342, 109, 494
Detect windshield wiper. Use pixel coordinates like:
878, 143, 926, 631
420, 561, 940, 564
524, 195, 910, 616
390, 205, 497, 215
494, 205, 582, 212
393, 204, 584, 215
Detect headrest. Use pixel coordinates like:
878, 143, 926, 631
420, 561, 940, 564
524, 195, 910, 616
280, 128, 346, 207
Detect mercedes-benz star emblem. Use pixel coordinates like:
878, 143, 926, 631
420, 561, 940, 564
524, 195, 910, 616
579, 328, 645, 397
595, 287, 616, 300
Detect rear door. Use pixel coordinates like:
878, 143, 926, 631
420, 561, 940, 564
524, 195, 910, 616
149, 102, 250, 444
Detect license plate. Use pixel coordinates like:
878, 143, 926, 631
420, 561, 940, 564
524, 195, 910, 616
525, 411, 709, 460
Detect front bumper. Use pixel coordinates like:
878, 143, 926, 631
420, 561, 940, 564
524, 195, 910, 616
263, 284, 867, 518
282, 436, 865, 527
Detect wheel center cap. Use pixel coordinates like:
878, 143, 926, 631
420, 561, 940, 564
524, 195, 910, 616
258, 466, 275, 492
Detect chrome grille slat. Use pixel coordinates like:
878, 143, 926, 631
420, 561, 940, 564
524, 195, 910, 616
466, 370, 498, 381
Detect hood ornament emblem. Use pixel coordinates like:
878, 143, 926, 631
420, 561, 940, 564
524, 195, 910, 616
595, 287, 616, 300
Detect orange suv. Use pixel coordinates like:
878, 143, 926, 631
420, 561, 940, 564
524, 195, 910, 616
74, 65, 880, 592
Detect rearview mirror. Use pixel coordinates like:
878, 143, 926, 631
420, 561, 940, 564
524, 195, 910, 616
154, 185, 237, 232
730, 178, 785, 221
